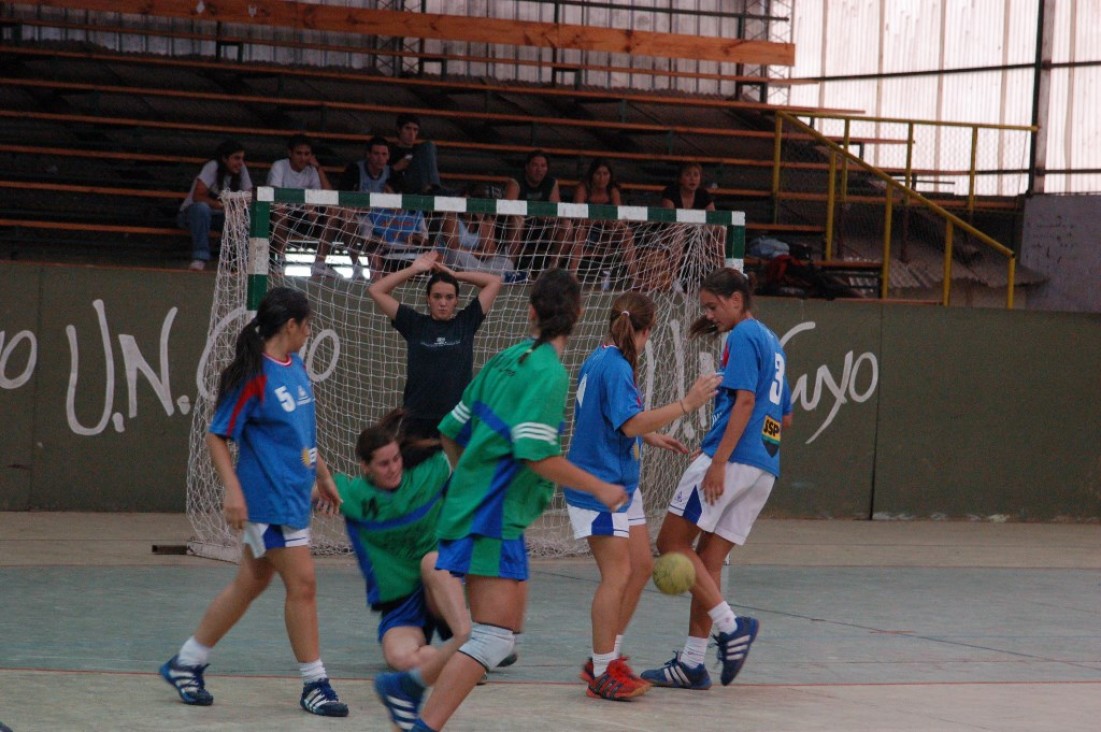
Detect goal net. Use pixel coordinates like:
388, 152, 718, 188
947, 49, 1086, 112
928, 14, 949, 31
186, 188, 745, 561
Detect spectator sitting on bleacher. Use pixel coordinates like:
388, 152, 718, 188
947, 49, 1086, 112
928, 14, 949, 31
635, 162, 719, 291
266, 133, 336, 278
437, 183, 524, 282
318, 135, 395, 281
571, 158, 637, 284
388, 113, 442, 195
177, 139, 252, 271
503, 149, 571, 274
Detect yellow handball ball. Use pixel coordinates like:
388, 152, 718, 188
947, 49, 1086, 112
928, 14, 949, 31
652, 552, 696, 595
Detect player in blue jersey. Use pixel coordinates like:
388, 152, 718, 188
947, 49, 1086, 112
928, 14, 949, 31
374, 269, 628, 732
160, 287, 348, 718
641, 267, 793, 691
564, 292, 720, 701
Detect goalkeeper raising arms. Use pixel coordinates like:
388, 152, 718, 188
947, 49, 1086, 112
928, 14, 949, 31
367, 251, 502, 440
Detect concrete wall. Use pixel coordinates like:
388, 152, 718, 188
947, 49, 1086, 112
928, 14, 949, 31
2, 262, 1099, 519
1021, 194, 1101, 314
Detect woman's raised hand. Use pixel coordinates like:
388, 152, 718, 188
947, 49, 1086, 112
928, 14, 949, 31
683, 372, 722, 411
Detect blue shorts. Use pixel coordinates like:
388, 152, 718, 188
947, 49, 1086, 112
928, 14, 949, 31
377, 585, 453, 644
436, 536, 528, 581
241, 522, 310, 559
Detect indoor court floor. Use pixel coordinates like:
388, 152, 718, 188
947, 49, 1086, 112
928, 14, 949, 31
1, 512, 1098, 731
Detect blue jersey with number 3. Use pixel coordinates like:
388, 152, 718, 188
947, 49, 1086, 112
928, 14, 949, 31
700, 319, 789, 477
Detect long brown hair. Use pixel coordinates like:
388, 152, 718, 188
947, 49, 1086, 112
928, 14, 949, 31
521, 268, 582, 363
216, 286, 309, 405
607, 292, 656, 377
688, 267, 753, 338
355, 408, 439, 469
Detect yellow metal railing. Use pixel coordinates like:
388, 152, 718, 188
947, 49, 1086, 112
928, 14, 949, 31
773, 111, 1026, 309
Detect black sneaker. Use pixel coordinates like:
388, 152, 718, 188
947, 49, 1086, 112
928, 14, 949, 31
160, 654, 214, 706
300, 677, 349, 717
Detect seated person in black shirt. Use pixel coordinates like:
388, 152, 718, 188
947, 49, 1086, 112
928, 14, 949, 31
388, 113, 442, 195
503, 149, 572, 274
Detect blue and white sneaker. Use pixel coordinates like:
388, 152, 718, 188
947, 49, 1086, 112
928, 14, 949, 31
374, 671, 425, 731
715, 615, 760, 685
638, 653, 712, 690
300, 677, 348, 717
160, 654, 214, 706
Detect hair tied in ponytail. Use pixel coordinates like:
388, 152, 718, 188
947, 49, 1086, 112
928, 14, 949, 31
620, 311, 631, 318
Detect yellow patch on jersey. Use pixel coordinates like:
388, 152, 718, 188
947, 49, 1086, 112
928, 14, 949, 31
761, 415, 782, 446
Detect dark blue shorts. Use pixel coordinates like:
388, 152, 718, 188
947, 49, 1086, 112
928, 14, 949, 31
377, 585, 453, 644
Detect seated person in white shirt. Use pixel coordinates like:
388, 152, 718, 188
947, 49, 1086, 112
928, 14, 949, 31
266, 133, 335, 277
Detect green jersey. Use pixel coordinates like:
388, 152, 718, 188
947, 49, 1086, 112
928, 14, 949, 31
437, 339, 568, 541
336, 451, 450, 607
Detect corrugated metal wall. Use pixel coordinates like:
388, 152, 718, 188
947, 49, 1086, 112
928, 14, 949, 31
789, 0, 1101, 194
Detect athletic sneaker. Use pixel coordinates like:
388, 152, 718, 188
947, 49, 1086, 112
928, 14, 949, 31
639, 653, 712, 690
159, 654, 214, 706
586, 658, 650, 701
374, 671, 424, 731
300, 677, 348, 717
188, 259, 206, 271
498, 651, 519, 668
310, 260, 341, 279
503, 270, 529, 285
580, 655, 645, 686
715, 615, 760, 685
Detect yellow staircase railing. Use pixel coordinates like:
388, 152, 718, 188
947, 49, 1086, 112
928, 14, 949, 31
772, 111, 1032, 309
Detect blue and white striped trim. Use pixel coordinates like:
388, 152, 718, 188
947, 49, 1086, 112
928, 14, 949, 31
254, 187, 746, 227
512, 422, 559, 445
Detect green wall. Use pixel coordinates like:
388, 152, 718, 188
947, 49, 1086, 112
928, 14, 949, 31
1, 262, 1098, 519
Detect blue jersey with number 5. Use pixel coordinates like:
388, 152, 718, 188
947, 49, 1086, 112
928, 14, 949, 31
700, 319, 789, 477
209, 353, 318, 529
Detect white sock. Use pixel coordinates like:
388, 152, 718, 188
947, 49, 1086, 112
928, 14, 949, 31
177, 636, 211, 667
299, 659, 327, 684
613, 634, 624, 658
708, 601, 738, 635
592, 650, 616, 678
680, 636, 709, 668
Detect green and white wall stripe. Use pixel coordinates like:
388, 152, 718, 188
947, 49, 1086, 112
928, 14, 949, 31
251, 186, 746, 273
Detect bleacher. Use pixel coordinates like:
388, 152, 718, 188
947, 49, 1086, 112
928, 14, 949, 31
0, 1, 1027, 301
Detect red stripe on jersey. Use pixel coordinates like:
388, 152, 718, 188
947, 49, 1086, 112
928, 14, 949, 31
226, 374, 267, 436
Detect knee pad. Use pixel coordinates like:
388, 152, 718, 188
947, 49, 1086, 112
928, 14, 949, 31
459, 623, 515, 670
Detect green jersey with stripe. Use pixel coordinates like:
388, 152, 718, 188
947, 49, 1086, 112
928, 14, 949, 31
437, 339, 567, 540
336, 451, 451, 607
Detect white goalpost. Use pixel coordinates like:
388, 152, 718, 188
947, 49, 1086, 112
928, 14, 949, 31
185, 188, 746, 561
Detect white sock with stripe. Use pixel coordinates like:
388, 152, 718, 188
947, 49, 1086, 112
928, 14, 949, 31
680, 636, 708, 668
708, 601, 738, 635
613, 634, 624, 658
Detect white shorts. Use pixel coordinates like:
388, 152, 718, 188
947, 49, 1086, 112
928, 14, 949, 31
569, 488, 647, 540
242, 522, 310, 559
667, 454, 774, 545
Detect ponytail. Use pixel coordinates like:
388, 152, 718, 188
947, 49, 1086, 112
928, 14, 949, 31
521, 269, 581, 363
607, 292, 656, 377
216, 287, 310, 405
